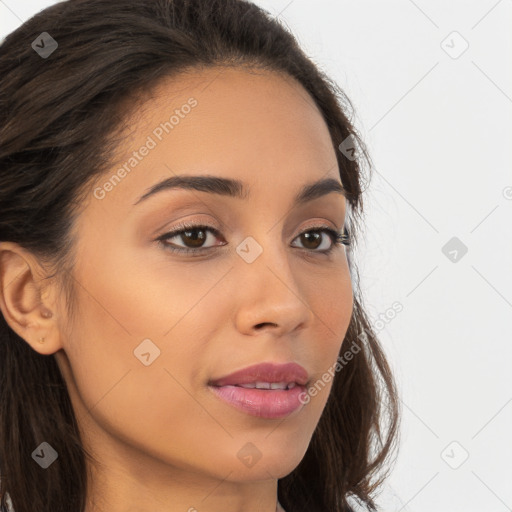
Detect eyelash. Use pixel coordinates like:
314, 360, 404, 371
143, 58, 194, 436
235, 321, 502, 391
156, 222, 351, 257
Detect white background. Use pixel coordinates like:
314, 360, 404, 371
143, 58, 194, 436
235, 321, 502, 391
1, 1, 511, 511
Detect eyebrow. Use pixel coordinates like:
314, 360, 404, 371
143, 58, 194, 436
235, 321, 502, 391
133, 174, 346, 206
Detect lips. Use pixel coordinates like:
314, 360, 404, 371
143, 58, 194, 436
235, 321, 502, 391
209, 384, 307, 418
207, 362, 310, 419
208, 362, 309, 388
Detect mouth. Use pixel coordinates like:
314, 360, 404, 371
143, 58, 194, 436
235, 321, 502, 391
208, 361, 309, 387
207, 381, 308, 419
218, 381, 300, 390
207, 361, 310, 418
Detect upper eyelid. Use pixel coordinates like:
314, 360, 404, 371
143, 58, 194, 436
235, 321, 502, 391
158, 213, 344, 235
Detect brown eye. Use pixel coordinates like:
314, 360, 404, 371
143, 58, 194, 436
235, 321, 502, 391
157, 224, 224, 254
291, 227, 341, 253
299, 231, 323, 250
178, 228, 208, 248
156, 223, 346, 257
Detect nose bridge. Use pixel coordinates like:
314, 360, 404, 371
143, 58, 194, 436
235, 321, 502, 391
232, 228, 313, 332
235, 228, 292, 286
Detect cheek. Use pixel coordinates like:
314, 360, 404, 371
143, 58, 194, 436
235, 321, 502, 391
61, 245, 229, 449
62, 277, 215, 464
307, 260, 353, 352
299, 261, 353, 405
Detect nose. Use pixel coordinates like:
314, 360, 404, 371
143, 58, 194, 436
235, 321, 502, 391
232, 238, 315, 337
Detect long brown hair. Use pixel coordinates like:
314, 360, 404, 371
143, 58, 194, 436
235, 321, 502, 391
0, 1, 400, 510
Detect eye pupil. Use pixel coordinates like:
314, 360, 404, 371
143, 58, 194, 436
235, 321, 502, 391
301, 231, 322, 250
182, 228, 206, 247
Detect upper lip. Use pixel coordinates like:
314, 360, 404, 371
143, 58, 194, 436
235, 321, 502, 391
208, 362, 309, 387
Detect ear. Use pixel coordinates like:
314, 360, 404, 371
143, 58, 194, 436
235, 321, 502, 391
0, 241, 63, 355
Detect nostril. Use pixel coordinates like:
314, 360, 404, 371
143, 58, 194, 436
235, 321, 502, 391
255, 322, 277, 329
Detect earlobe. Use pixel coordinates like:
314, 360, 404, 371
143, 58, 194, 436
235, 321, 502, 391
0, 242, 60, 355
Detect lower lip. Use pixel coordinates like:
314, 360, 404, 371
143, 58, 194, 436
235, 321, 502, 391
208, 384, 307, 419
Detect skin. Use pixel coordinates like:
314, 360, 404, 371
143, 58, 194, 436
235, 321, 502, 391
0, 66, 353, 512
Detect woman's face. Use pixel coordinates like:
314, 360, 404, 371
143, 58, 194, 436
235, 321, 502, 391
54, 66, 353, 498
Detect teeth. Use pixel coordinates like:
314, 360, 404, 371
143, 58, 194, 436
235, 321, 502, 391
237, 382, 295, 390
238, 382, 257, 389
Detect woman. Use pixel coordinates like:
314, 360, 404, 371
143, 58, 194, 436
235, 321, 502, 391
0, 0, 400, 511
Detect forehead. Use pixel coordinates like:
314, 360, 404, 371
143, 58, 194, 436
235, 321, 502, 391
93, 66, 341, 211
